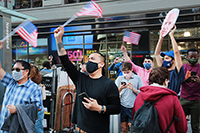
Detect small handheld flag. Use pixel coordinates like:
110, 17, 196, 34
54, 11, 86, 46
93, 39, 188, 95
14, 19, 38, 47
62, 1, 103, 27
76, 1, 103, 18
123, 31, 141, 45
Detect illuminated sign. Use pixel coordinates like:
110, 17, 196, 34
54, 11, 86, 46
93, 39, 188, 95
132, 55, 144, 58
86, 50, 97, 55
67, 50, 82, 61
51, 25, 93, 51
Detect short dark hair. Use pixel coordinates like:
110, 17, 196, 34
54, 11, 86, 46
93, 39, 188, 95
121, 62, 132, 71
42, 61, 51, 69
144, 55, 153, 62
149, 67, 170, 85
187, 48, 199, 54
93, 52, 106, 76
94, 52, 105, 62
13, 60, 31, 75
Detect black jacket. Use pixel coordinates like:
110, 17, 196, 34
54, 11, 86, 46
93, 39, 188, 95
1, 104, 38, 133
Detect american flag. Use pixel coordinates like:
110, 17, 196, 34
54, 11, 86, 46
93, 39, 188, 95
123, 31, 141, 45
14, 19, 38, 47
75, 1, 103, 18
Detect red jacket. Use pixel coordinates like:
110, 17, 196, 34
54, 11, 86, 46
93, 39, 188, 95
132, 85, 188, 133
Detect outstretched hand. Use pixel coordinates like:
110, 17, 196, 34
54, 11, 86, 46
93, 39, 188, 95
114, 57, 120, 64
54, 26, 64, 41
121, 45, 126, 53
169, 25, 176, 36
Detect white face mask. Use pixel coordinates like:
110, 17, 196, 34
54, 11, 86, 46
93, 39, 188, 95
123, 72, 132, 79
12, 70, 24, 81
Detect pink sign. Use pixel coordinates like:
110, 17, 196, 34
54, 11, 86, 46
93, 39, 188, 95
67, 50, 82, 61
160, 8, 180, 37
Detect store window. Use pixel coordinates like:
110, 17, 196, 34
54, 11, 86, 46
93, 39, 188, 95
14, 0, 42, 9
65, 0, 76, 4
12, 38, 48, 68
12, 47, 28, 63
33, 0, 42, 7
15, 0, 31, 9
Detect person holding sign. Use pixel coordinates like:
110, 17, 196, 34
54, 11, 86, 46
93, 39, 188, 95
154, 9, 184, 94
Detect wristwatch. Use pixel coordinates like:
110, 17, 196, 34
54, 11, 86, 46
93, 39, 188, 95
99, 105, 104, 114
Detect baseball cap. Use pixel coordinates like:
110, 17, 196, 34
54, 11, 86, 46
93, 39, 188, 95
160, 50, 174, 59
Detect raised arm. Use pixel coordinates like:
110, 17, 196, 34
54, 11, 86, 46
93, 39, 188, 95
121, 45, 130, 62
154, 33, 164, 67
54, 26, 79, 82
0, 41, 6, 80
54, 26, 67, 56
169, 26, 182, 72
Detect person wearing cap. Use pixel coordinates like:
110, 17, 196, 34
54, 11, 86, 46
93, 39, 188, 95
154, 26, 184, 94
121, 45, 154, 86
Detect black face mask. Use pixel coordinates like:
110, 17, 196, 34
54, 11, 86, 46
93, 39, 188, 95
86, 61, 99, 73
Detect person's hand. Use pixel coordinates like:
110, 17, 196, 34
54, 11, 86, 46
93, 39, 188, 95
191, 75, 200, 83
169, 25, 176, 37
54, 26, 64, 42
6, 105, 17, 114
121, 45, 126, 53
159, 30, 164, 39
183, 77, 193, 83
114, 57, 120, 64
0, 41, 3, 51
82, 97, 101, 112
119, 83, 127, 92
127, 82, 133, 90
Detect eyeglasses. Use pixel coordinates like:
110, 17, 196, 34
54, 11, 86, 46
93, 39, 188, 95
11, 68, 25, 72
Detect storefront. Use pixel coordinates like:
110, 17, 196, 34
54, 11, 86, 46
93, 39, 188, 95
12, 7, 200, 79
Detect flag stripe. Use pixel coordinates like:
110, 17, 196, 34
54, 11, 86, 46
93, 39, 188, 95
15, 27, 36, 44
75, 1, 103, 18
123, 31, 141, 45
14, 19, 38, 47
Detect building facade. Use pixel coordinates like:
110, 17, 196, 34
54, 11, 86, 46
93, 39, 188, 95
9, 0, 200, 79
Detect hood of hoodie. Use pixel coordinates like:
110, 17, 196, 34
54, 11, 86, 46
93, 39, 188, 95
139, 85, 177, 102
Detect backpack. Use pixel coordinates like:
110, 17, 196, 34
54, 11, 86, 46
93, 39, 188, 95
131, 95, 179, 133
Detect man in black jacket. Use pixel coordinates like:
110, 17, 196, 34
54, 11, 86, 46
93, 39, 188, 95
54, 26, 120, 133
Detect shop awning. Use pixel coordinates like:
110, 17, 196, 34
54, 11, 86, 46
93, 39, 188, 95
0, 6, 38, 22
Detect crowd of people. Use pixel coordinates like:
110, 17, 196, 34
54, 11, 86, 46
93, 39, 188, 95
0, 24, 199, 133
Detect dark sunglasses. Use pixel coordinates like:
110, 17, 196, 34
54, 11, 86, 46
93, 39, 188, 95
11, 68, 25, 72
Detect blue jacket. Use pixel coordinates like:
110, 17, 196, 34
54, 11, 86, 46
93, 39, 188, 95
108, 62, 123, 78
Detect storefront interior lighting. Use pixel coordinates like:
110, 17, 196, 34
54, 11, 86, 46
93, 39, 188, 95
178, 46, 182, 50
184, 31, 191, 37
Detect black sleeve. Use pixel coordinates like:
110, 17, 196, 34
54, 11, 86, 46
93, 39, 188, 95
105, 81, 121, 115
59, 54, 80, 83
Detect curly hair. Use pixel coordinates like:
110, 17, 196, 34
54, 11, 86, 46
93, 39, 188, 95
29, 65, 42, 85
149, 67, 170, 85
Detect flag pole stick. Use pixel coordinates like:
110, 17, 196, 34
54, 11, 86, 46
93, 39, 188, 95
62, 15, 77, 27
1, 19, 30, 42
1, 30, 16, 42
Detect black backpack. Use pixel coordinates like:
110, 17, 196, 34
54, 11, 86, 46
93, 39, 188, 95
131, 95, 179, 133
